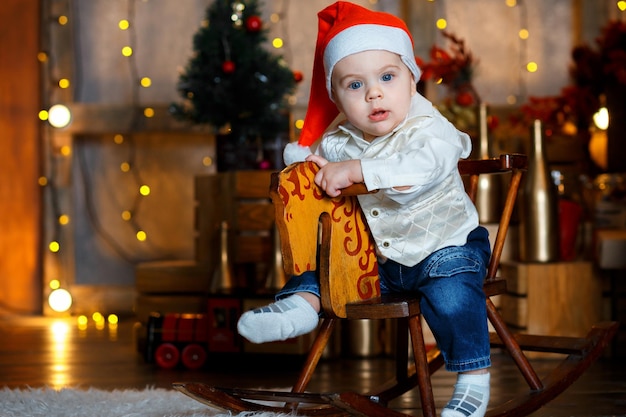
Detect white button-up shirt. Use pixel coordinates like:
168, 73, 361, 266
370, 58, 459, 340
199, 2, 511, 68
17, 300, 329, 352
313, 93, 479, 267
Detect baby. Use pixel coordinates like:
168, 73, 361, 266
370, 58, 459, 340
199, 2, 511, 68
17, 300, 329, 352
238, 3, 491, 416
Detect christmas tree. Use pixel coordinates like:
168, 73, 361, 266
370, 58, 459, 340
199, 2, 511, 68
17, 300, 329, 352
171, 0, 295, 146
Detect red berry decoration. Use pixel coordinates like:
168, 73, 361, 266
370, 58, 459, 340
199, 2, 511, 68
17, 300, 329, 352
245, 15, 262, 32
222, 60, 236, 74
293, 70, 304, 83
455, 91, 474, 107
487, 114, 500, 130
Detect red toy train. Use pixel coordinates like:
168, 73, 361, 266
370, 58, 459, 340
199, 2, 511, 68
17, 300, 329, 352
144, 298, 241, 369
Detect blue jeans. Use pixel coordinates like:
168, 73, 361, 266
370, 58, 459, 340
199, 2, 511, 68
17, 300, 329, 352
277, 226, 492, 372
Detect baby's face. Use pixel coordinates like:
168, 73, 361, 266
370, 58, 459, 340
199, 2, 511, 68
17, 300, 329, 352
331, 50, 416, 142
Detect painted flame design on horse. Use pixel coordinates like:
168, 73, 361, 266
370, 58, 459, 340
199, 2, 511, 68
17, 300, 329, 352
270, 161, 380, 318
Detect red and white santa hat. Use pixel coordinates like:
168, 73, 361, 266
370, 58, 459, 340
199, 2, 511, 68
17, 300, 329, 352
297, 1, 421, 148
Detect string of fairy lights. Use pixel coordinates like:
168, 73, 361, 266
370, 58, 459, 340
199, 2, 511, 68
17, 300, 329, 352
511, 0, 530, 105
39, 0, 75, 315
39, 0, 166, 315
73, 0, 154, 262
429, 0, 532, 106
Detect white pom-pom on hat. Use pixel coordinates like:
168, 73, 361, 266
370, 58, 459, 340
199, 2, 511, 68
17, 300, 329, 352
283, 142, 312, 166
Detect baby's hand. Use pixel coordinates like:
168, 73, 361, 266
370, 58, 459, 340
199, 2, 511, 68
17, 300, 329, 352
306, 155, 363, 197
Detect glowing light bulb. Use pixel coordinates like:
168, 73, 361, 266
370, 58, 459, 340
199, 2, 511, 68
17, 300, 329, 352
139, 185, 151, 196
436, 19, 447, 29
49, 241, 60, 252
136, 230, 147, 241
48, 289, 72, 313
593, 107, 609, 130
526, 61, 538, 72
48, 104, 71, 128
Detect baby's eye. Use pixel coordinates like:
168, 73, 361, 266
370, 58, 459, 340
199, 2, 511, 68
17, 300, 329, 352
348, 80, 362, 90
381, 73, 393, 82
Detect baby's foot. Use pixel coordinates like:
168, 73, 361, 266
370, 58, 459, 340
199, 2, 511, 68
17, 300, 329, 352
237, 294, 319, 343
442, 372, 490, 417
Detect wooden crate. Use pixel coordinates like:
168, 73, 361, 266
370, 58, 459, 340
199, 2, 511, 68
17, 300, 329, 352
500, 261, 602, 337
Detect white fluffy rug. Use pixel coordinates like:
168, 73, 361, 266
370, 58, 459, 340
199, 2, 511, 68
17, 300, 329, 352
0, 387, 295, 417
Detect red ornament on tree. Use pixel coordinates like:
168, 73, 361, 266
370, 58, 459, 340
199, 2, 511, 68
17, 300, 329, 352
245, 15, 262, 32
257, 159, 271, 170
222, 60, 236, 74
293, 70, 304, 83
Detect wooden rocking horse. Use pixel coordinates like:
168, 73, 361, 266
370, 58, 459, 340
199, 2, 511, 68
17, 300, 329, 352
174, 154, 618, 416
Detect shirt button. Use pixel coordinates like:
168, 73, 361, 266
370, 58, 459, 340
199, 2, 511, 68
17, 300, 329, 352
370, 208, 380, 217
382, 240, 391, 248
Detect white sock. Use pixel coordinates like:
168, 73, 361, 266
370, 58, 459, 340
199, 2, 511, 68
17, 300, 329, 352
442, 372, 490, 417
237, 294, 319, 344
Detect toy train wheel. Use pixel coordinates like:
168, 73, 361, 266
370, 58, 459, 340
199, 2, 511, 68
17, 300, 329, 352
181, 343, 207, 370
155, 342, 180, 369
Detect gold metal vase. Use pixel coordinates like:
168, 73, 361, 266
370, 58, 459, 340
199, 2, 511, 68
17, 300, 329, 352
475, 103, 503, 224
519, 120, 559, 262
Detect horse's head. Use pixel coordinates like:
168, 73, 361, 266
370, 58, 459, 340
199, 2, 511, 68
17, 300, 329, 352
270, 161, 327, 276
270, 161, 380, 316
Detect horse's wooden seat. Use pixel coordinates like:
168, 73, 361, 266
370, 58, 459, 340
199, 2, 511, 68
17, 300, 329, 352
174, 154, 618, 416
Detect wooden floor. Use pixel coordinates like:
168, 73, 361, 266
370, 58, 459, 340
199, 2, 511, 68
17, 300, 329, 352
1, 314, 625, 416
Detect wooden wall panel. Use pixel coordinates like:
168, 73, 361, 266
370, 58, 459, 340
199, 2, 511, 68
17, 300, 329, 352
0, 0, 42, 314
